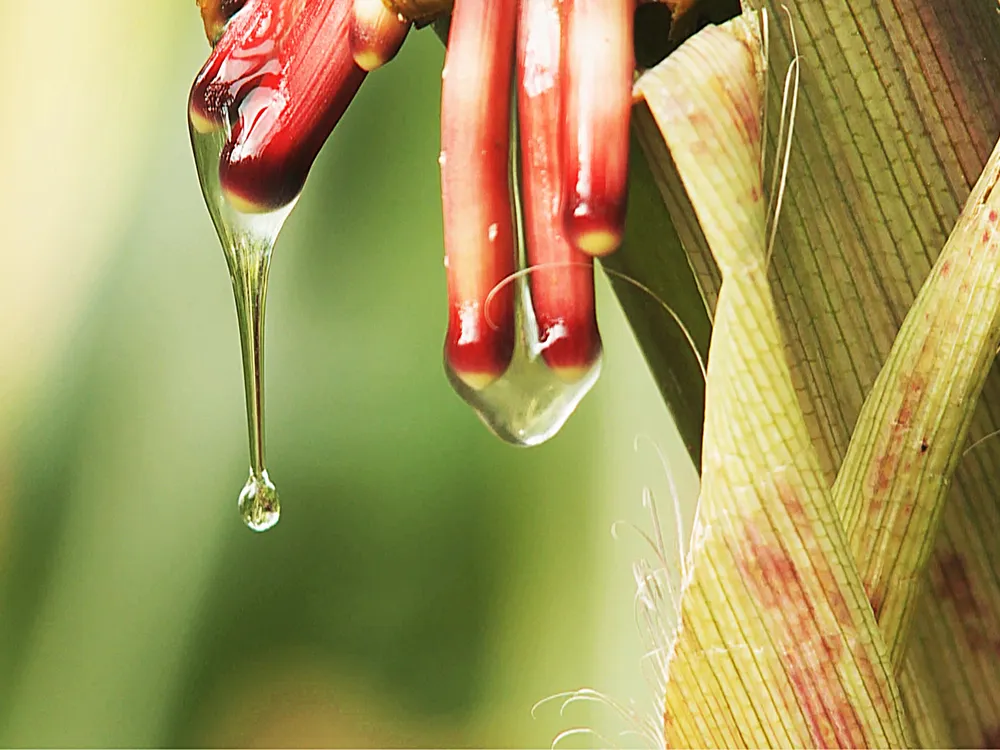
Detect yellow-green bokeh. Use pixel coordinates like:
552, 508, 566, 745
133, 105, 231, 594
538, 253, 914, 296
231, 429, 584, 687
0, 4, 698, 747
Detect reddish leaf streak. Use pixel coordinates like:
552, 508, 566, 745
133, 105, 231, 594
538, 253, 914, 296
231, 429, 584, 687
982, 725, 1000, 749
932, 552, 1000, 693
728, 39, 761, 151
936, 553, 980, 618
735, 487, 866, 748
861, 377, 930, 624
864, 582, 883, 620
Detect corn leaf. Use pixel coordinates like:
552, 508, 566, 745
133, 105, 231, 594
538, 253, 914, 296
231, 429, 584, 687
636, 18, 913, 747
629, 0, 1000, 743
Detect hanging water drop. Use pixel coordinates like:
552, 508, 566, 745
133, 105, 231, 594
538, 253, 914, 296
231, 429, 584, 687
446, 292, 602, 447
239, 469, 280, 531
190, 122, 294, 532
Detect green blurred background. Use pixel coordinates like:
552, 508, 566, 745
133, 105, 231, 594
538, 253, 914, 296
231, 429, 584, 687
0, 4, 697, 747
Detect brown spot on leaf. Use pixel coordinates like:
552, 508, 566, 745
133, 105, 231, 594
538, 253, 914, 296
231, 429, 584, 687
983, 725, 1000, 749
825, 587, 853, 629
865, 581, 883, 619
688, 109, 712, 130
866, 377, 925, 518
937, 553, 980, 618
871, 455, 892, 494
782, 635, 860, 748
931, 554, 1000, 660
724, 67, 760, 149
989, 208, 998, 223
775, 477, 809, 526
740, 529, 799, 611
940, 260, 951, 277
775, 479, 853, 629
663, 708, 675, 733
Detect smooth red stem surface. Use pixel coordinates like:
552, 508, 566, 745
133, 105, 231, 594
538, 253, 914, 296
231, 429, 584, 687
561, 0, 634, 256
440, 0, 518, 389
518, 0, 600, 376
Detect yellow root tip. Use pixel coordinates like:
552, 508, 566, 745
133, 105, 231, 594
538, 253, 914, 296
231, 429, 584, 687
576, 229, 621, 256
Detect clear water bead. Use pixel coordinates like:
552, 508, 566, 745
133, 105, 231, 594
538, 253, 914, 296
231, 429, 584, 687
239, 471, 281, 532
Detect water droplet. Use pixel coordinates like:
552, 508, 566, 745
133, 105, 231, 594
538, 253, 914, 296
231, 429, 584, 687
190, 119, 294, 532
447, 280, 601, 447
239, 470, 281, 531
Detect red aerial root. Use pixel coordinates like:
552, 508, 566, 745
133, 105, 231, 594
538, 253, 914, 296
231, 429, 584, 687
561, 0, 634, 256
440, 0, 519, 389
518, 0, 601, 379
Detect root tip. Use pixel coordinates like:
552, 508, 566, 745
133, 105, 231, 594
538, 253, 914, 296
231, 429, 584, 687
450, 368, 500, 391
574, 228, 622, 256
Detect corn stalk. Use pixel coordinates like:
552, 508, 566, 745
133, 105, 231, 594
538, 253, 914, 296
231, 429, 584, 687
620, 0, 1000, 746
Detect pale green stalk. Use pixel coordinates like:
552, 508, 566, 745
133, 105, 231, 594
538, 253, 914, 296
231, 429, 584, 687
632, 1, 1000, 742
636, 17, 910, 747
834, 140, 1000, 668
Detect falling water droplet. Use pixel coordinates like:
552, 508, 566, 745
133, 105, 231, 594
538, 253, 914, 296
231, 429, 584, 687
190, 121, 294, 532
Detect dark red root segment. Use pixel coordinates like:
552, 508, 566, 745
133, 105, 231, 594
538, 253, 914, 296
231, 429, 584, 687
199, 0, 250, 43
561, 0, 634, 257
218, 0, 368, 212
350, 0, 411, 71
441, 0, 518, 389
517, 0, 600, 378
189, 0, 277, 133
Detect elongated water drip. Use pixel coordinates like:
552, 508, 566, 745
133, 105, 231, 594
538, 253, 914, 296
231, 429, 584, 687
189, 0, 368, 529
190, 124, 293, 531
